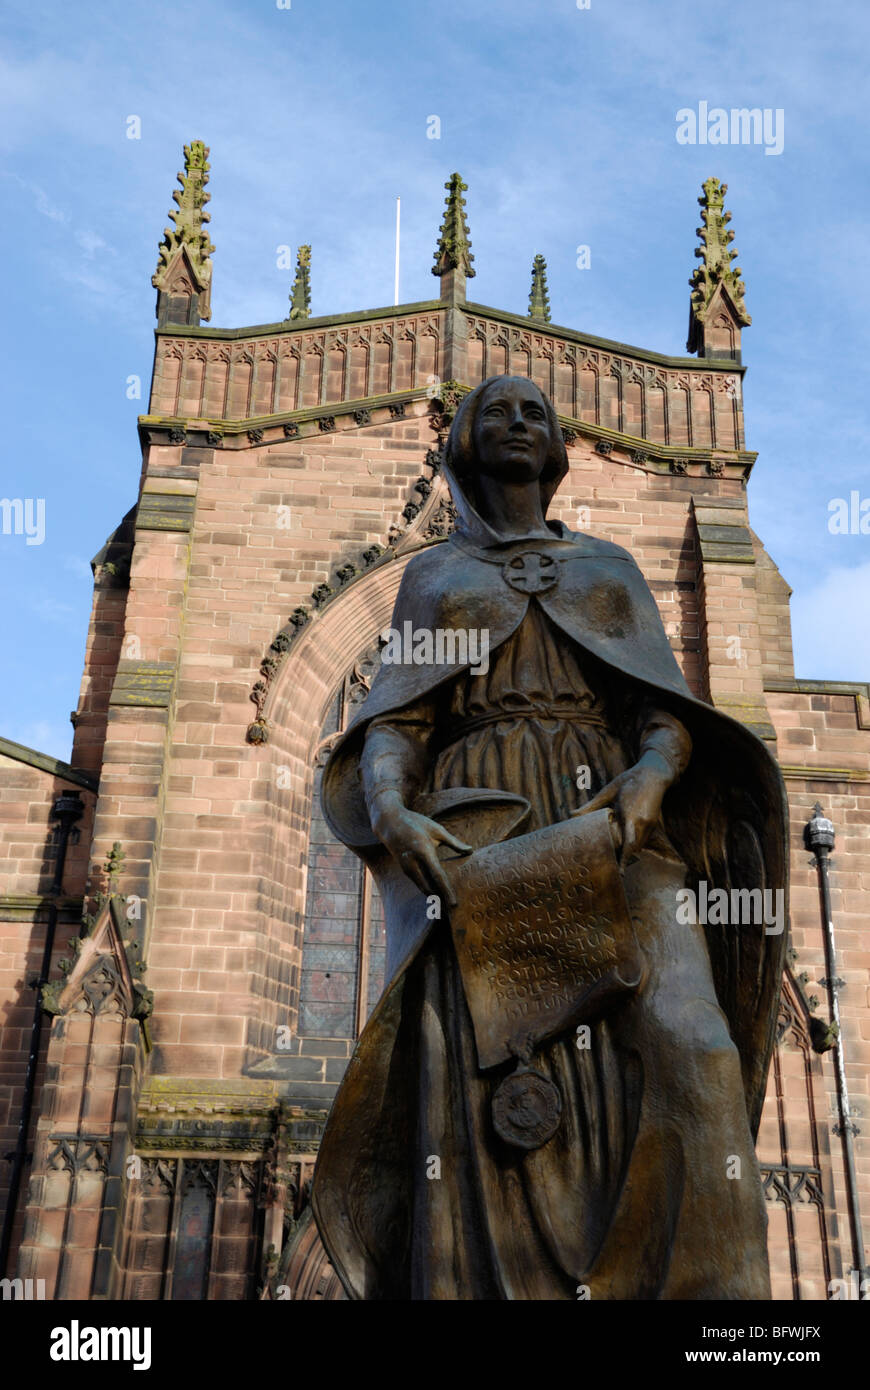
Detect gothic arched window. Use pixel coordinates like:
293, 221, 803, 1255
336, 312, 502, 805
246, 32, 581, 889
298, 647, 385, 1041
758, 970, 836, 1300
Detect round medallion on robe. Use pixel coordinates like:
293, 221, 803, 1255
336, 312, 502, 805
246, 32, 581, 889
492, 1066, 563, 1149
501, 551, 559, 595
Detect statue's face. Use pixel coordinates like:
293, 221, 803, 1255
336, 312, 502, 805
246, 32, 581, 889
472, 378, 551, 484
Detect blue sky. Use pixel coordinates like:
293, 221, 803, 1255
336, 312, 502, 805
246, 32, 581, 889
1, 0, 868, 762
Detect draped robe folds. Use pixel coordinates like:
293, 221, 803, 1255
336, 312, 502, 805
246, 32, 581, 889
313, 468, 788, 1302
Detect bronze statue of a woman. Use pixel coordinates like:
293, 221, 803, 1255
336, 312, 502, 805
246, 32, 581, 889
313, 376, 788, 1300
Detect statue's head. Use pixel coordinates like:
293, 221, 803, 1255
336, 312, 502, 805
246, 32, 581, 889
444, 376, 568, 516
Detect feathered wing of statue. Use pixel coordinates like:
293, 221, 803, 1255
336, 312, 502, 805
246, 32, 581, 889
311, 376, 788, 1301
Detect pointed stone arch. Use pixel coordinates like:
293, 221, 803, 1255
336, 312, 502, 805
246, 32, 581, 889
244, 548, 424, 1062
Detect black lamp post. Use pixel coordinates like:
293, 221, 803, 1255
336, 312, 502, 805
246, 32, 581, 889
804, 803, 867, 1283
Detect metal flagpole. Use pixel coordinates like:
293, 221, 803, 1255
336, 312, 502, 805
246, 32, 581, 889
394, 197, 400, 306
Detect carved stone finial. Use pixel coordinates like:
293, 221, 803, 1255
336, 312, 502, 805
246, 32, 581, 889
804, 802, 835, 855
432, 174, 475, 288
289, 244, 312, 320
105, 841, 126, 889
152, 140, 215, 325
687, 177, 750, 358
528, 254, 551, 323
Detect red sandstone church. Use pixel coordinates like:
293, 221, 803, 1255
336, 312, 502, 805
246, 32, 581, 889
0, 144, 867, 1300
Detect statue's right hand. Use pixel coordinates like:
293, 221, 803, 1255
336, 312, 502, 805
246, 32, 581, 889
371, 804, 471, 908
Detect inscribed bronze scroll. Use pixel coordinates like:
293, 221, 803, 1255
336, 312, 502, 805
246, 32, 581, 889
443, 808, 644, 1070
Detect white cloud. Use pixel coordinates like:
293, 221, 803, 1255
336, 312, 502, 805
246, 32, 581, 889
790, 560, 870, 681
75, 229, 112, 258
62, 555, 93, 580
30, 596, 76, 623
2, 172, 68, 223
9, 718, 73, 763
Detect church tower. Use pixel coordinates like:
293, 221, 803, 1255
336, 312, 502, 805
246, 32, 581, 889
1, 150, 866, 1300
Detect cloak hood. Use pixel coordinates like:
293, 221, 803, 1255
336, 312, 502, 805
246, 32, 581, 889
439, 374, 570, 548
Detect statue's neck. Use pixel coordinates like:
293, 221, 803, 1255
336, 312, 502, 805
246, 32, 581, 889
473, 478, 551, 541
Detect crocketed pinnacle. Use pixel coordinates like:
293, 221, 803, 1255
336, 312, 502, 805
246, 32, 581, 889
432, 173, 475, 278
528, 254, 551, 322
289, 245, 311, 320
688, 176, 750, 351
152, 140, 215, 319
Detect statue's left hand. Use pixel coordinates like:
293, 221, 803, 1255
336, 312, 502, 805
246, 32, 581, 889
571, 751, 674, 867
